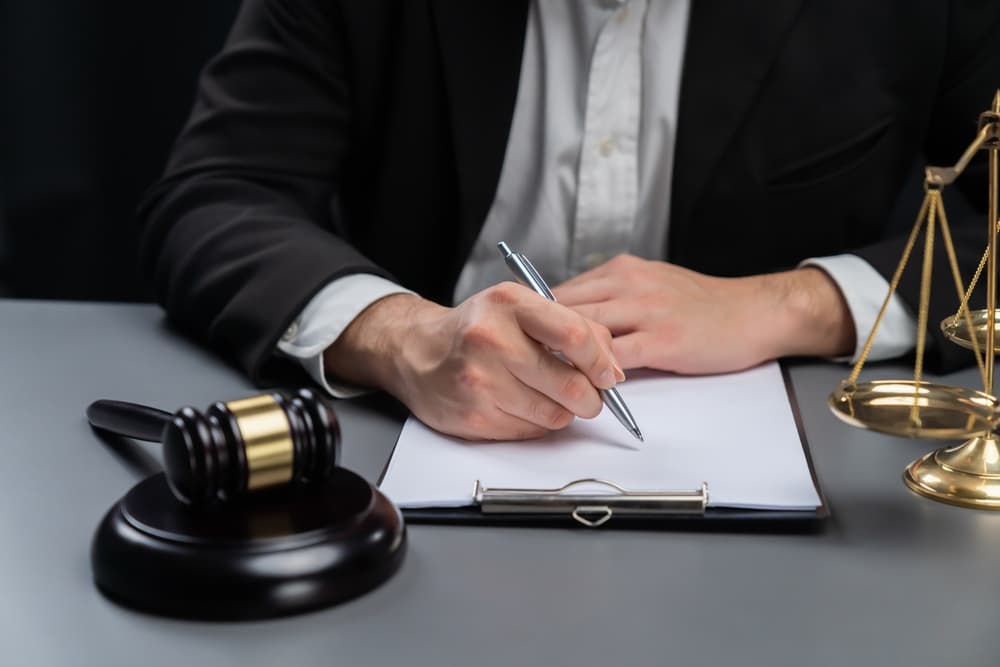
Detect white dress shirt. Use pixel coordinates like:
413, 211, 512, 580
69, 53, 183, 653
278, 0, 916, 395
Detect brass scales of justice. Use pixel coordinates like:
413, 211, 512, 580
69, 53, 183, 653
829, 91, 1000, 509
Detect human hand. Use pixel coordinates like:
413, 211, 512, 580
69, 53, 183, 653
323, 285, 625, 440
553, 255, 855, 374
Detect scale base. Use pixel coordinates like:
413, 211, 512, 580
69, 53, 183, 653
904, 433, 1000, 509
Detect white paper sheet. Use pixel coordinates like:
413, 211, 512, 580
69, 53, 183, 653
380, 362, 821, 510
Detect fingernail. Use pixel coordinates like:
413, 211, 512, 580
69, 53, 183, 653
599, 369, 616, 388
613, 365, 626, 383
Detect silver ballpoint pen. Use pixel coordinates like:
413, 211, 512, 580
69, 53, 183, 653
497, 241, 644, 442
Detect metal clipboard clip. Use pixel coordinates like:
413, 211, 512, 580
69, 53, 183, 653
472, 478, 709, 527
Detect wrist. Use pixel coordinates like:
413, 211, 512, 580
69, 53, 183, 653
323, 293, 436, 391
751, 268, 856, 359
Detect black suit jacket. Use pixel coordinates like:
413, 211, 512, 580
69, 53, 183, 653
140, 0, 1000, 382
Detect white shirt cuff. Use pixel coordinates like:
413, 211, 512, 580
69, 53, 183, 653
802, 254, 917, 363
277, 274, 415, 397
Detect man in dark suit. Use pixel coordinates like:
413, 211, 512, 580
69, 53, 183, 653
140, 1, 1000, 440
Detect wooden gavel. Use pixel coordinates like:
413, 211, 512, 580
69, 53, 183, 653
87, 388, 340, 505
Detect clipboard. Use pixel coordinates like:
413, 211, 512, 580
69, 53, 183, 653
380, 363, 829, 532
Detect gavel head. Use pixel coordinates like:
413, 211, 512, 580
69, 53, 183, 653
162, 388, 340, 505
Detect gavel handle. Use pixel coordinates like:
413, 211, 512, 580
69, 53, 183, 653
86, 400, 174, 443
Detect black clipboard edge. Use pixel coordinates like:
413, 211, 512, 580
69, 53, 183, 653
780, 361, 831, 524
401, 506, 824, 533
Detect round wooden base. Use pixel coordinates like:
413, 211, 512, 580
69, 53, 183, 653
91, 469, 405, 620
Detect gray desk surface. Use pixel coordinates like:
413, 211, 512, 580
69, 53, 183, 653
2, 299, 998, 666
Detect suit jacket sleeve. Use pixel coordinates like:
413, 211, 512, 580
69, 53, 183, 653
139, 0, 392, 382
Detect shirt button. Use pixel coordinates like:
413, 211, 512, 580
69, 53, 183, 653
598, 137, 616, 157
584, 252, 607, 269
282, 320, 300, 342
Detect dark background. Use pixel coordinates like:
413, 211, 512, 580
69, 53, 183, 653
0, 2, 975, 302
0, 1, 240, 301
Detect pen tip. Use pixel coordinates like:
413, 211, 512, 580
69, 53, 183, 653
635, 430, 644, 442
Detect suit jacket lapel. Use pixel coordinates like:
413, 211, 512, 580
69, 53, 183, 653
430, 1, 530, 272
670, 0, 805, 245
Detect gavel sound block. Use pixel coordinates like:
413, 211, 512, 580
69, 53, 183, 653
87, 389, 406, 620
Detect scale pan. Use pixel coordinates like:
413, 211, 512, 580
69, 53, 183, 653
828, 380, 998, 439
941, 310, 1000, 351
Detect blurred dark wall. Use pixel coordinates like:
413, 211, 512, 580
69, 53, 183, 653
0, 1, 240, 300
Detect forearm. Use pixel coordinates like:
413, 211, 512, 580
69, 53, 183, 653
278, 275, 415, 396
322, 292, 432, 393
748, 267, 855, 360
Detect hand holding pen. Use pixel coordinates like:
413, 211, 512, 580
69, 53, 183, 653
498, 242, 644, 442
323, 255, 627, 441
